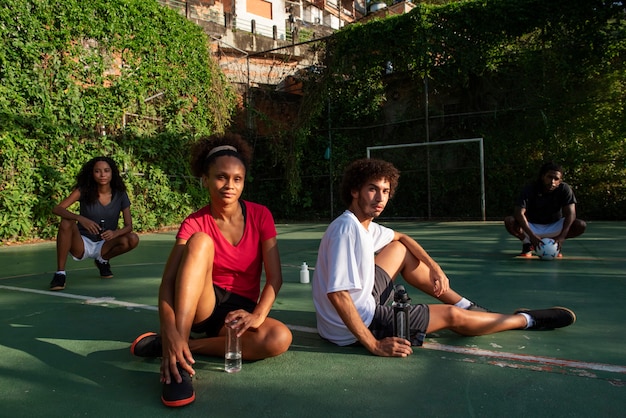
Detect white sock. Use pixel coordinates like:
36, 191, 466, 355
96, 255, 107, 263
56, 270, 66, 276
520, 312, 534, 329
454, 297, 472, 309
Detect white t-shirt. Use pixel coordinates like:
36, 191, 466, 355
312, 210, 395, 345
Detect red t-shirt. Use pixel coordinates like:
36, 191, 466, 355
176, 201, 277, 302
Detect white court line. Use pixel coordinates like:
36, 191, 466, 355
421, 343, 626, 374
0, 262, 164, 281
0, 262, 301, 281
0, 284, 157, 311
2, 284, 625, 376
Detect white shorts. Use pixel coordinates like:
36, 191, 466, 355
523, 218, 565, 242
72, 236, 105, 261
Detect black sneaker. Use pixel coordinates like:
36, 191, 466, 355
162, 364, 195, 407
130, 332, 162, 357
50, 273, 66, 291
94, 259, 113, 278
515, 307, 576, 330
467, 302, 491, 312
521, 243, 534, 257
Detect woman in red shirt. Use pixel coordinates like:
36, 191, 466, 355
131, 133, 292, 407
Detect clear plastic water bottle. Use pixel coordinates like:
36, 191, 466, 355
392, 285, 411, 340
299, 262, 310, 284
225, 320, 242, 373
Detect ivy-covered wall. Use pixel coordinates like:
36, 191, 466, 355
250, 0, 625, 221
1, 0, 625, 243
0, 0, 236, 242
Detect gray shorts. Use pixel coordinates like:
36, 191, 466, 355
368, 265, 429, 346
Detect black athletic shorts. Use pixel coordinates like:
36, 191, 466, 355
190, 285, 257, 337
368, 265, 429, 346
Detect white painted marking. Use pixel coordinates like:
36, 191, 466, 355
2, 284, 625, 375
421, 342, 626, 374
0, 285, 157, 311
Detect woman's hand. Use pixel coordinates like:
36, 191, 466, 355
79, 217, 101, 236
225, 310, 264, 336
99, 229, 117, 241
160, 328, 195, 384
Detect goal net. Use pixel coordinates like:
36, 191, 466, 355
366, 138, 485, 220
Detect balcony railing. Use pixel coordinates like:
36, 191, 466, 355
158, 0, 298, 41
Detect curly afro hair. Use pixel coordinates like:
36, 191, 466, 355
340, 158, 400, 207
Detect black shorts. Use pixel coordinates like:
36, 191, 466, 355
190, 285, 257, 337
368, 265, 429, 346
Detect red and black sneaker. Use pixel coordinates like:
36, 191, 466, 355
130, 332, 162, 358
520, 243, 534, 257
162, 364, 195, 407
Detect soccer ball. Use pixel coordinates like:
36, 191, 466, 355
535, 238, 560, 260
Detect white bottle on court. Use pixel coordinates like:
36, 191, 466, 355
299, 262, 310, 284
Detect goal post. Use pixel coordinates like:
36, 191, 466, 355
366, 138, 486, 221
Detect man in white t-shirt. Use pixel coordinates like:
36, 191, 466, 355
312, 158, 576, 356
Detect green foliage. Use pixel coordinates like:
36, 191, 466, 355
2, 0, 625, 239
287, 0, 626, 220
0, 0, 235, 242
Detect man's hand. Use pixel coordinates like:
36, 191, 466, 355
395, 232, 449, 297
554, 236, 565, 250
369, 337, 413, 357
430, 268, 450, 298
529, 234, 542, 249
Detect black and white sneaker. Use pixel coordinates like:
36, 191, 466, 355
162, 364, 195, 407
50, 273, 66, 291
467, 302, 491, 313
515, 307, 576, 330
94, 259, 113, 278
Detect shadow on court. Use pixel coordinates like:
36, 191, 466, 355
1, 222, 625, 417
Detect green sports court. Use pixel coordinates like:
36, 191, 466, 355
1, 221, 625, 417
